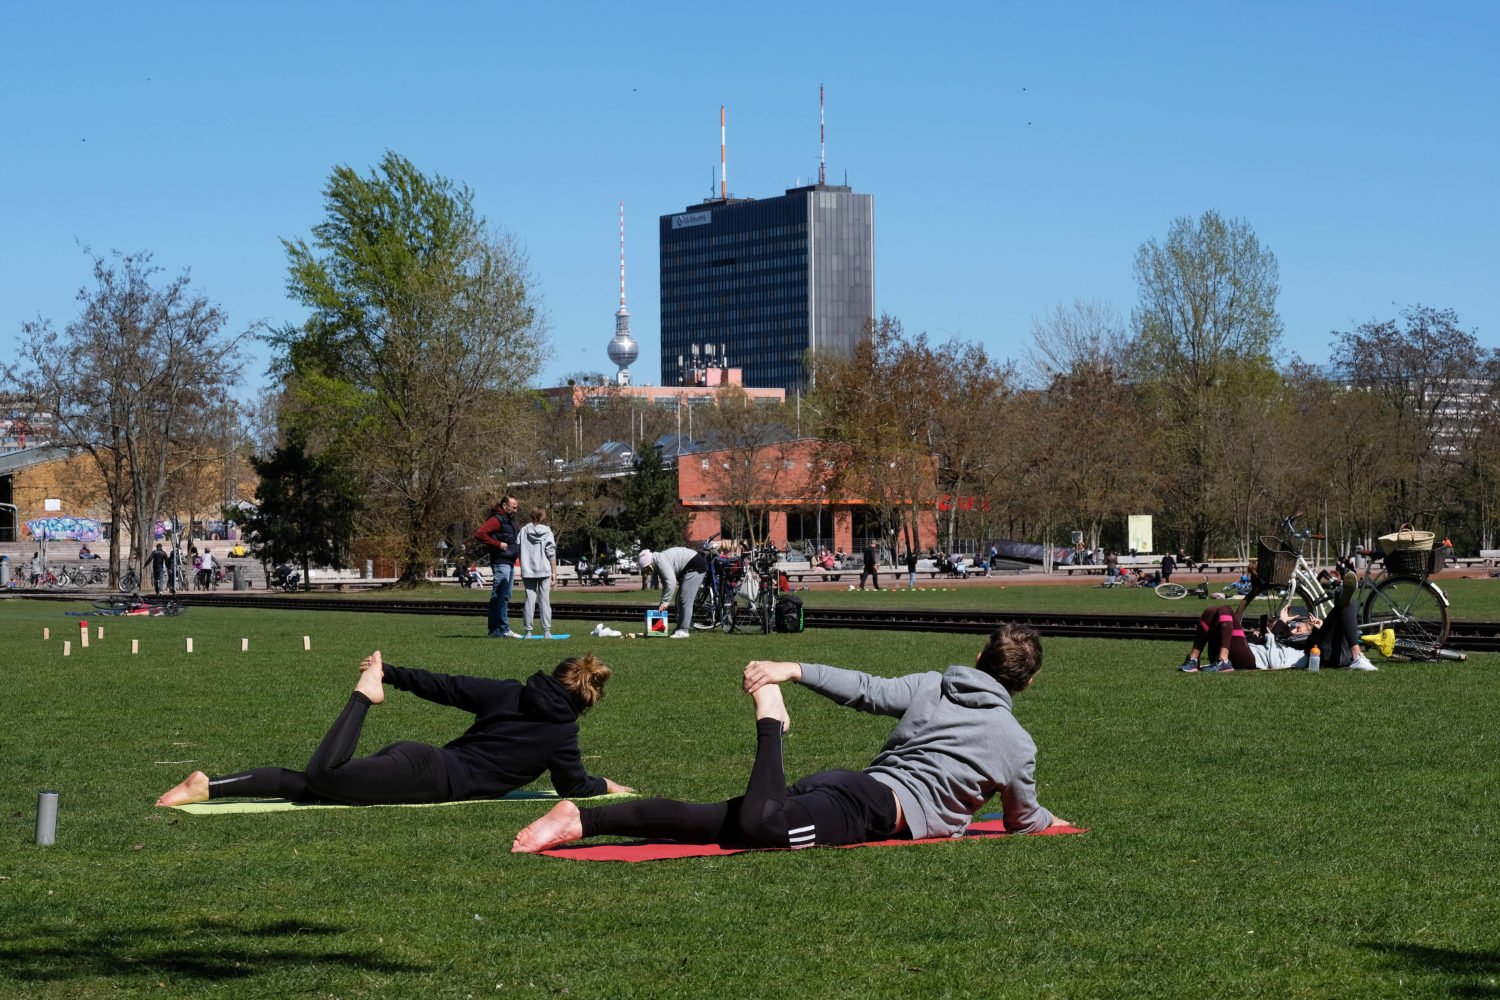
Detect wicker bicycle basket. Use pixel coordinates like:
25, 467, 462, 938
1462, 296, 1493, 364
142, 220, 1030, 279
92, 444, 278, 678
1256, 536, 1299, 587
1383, 547, 1438, 577
1377, 523, 1435, 552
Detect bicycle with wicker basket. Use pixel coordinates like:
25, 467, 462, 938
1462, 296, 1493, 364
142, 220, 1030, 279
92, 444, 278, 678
1235, 514, 1451, 658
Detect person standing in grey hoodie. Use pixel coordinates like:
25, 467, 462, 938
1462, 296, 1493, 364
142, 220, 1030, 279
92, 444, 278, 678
519, 507, 559, 639
514, 625, 1068, 853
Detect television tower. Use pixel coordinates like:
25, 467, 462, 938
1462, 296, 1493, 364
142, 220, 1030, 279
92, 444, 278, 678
606, 201, 639, 385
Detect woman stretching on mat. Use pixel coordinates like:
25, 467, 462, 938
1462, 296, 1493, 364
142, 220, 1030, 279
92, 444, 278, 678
156, 652, 633, 807
513, 625, 1069, 854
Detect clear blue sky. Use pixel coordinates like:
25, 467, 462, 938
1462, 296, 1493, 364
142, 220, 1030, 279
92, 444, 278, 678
3, 1, 1496, 398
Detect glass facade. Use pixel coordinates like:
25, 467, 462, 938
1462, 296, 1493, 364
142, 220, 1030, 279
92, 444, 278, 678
659, 184, 874, 390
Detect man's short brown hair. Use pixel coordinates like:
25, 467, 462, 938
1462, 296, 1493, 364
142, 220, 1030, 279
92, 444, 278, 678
975, 624, 1043, 693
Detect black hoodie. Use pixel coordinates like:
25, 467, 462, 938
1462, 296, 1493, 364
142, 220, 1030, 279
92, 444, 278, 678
382, 665, 606, 800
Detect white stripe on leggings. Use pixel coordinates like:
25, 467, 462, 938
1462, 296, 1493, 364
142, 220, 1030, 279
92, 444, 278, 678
788, 823, 816, 848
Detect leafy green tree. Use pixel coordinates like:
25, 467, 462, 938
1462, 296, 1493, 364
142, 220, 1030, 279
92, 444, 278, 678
1129, 210, 1283, 556
236, 433, 361, 589
274, 151, 544, 584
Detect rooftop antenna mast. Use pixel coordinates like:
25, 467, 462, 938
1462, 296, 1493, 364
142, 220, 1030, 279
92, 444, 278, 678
720, 105, 727, 200
819, 85, 826, 186
618, 200, 627, 309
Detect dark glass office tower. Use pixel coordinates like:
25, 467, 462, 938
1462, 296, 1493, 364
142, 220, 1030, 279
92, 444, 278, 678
659, 184, 873, 390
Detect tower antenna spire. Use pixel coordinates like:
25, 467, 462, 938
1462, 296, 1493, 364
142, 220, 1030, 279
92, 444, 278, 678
720, 105, 727, 200
819, 85, 826, 186
619, 200, 627, 308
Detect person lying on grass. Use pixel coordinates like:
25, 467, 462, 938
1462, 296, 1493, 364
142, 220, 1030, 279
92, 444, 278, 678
1179, 573, 1372, 673
513, 624, 1068, 854
157, 652, 633, 807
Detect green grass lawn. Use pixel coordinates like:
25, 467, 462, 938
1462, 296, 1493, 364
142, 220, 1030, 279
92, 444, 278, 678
3, 598, 1498, 998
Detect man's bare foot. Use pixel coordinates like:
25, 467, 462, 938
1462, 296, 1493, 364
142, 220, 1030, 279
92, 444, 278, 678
512, 800, 583, 853
752, 683, 791, 733
156, 770, 210, 807
355, 651, 385, 704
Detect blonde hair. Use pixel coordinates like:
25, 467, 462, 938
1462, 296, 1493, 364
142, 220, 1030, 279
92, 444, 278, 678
552, 654, 611, 711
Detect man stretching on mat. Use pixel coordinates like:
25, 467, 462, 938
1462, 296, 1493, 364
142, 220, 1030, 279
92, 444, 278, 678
513, 625, 1067, 853
156, 652, 632, 807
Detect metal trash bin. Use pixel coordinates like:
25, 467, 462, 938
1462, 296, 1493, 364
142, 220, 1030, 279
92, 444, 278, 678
364, 559, 373, 580
232, 565, 248, 590
0, 561, 10, 588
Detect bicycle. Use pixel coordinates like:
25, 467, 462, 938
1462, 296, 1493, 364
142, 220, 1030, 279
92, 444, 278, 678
1156, 574, 1252, 601
688, 537, 734, 630
723, 546, 779, 635
1236, 513, 1451, 658
88, 594, 186, 617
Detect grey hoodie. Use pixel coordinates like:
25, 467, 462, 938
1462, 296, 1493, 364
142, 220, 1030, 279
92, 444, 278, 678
797, 662, 1053, 838
518, 523, 557, 579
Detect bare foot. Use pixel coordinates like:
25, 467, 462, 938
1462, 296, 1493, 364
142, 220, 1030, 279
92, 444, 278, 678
752, 683, 791, 733
156, 770, 210, 807
512, 800, 583, 854
355, 651, 384, 704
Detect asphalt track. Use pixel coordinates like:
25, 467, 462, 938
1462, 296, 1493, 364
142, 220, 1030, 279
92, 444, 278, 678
12, 591, 1498, 652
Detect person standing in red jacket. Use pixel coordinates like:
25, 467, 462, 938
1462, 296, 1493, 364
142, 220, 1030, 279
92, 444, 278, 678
476, 495, 522, 638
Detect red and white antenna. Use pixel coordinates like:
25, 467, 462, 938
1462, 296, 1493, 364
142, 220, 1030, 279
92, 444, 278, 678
720, 105, 727, 200
618, 201, 627, 308
819, 85, 826, 186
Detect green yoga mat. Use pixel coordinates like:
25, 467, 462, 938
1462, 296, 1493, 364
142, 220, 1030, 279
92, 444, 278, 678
172, 789, 632, 814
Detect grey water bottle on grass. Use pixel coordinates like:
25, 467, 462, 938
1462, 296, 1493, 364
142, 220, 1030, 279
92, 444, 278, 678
36, 790, 58, 845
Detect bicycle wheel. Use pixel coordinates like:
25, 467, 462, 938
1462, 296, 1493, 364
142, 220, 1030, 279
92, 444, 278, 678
119, 570, 140, 593
1154, 582, 1189, 600
92, 596, 134, 613
691, 580, 719, 630
155, 601, 186, 617
724, 593, 759, 633
1362, 576, 1450, 651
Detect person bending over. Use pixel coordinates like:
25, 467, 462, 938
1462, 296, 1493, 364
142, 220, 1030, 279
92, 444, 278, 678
513, 625, 1068, 854
157, 653, 632, 807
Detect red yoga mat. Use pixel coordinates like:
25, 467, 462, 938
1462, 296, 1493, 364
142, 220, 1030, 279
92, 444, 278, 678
537, 818, 1087, 862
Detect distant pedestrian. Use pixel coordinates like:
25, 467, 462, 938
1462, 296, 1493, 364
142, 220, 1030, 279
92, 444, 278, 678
906, 550, 918, 590
148, 543, 170, 594
986, 543, 999, 577
637, 546, 655, 591
476, 495, 522, 638
1160, 551, 1176, 584
860, 541, 882, 591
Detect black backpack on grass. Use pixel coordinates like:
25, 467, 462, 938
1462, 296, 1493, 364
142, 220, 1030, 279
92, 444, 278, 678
775, 594, 805, 633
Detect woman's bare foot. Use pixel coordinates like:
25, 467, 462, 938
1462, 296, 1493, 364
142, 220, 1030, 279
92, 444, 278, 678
156, 770, 210, 807
752, 683, 791, 733
512, 800, 583, 853
355, 651, 384, 704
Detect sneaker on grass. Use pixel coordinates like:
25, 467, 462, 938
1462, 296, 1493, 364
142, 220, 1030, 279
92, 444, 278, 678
1178, 658, 1200, 673
1202, 660, 1235, 673
669, 629, 691, 639
1348, 657, 1378, 672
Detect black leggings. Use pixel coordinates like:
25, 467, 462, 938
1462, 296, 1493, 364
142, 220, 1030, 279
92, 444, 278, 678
578, 718, 900, 849
208, 693, 450, 805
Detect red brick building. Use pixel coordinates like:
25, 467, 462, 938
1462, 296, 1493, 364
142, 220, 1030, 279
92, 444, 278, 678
674, 437, 939, 554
